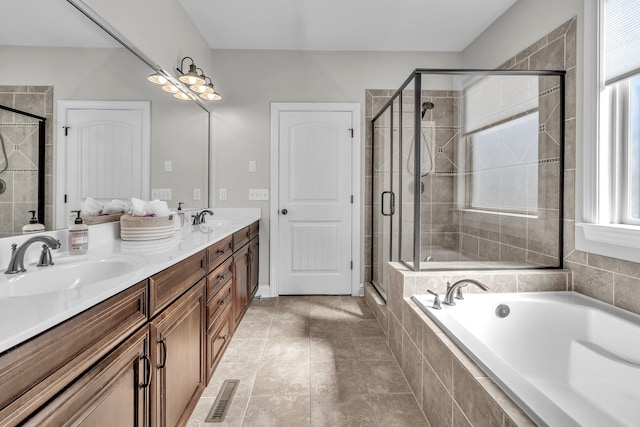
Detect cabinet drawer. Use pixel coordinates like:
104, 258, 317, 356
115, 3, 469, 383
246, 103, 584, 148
249, 221, 259, 240
207, 236, 232, 272
149, 250, 206, 317
207, 306, 231, 379
207, 283, 231, 330
206, 257, 233, 303
0, 281, 148, 426
232, 226, 250, 251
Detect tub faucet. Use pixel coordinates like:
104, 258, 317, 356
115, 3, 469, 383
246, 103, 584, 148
192, 209, 214, 225
443, 279, 489, 305
5, 236, 62, 274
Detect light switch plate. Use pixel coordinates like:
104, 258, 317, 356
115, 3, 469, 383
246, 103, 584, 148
193, 188, 201, 200
151, 188, 172, 200
248, 188, 269, 200
249, 160, 257, 172
164, 160, 172, 172
219, 188, 227, 200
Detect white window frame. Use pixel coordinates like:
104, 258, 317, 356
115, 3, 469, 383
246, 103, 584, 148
576, 0, 640, 263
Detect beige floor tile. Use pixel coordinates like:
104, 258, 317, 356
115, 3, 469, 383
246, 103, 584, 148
242, 306, 276, 322
309, 304, 349, 320
308, 295, 344, 307
274, 305, 311, 321
243, 395, 310, 427
187, 394, 250, 427
350, 319, 385, 338
250, 297, 278, 308
310, 394, 378, 427
352, 337, 394, 361
269, 317, 310, 338
202, 362, 259, 398
232, 319, 271, 339
220, 338, 266, 364
370, 393, 429, 427
310, 360, 368, 395
310, 318, 354, 337
186, 397, 214, 427
262, 337, 310, 362
310, 336, 358, 361
252, 361, 310, 396
361, 360, 411, 394
341, 297, 376, 320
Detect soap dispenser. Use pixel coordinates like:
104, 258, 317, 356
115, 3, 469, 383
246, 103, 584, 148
177, 202, 185, 228
23, 210, 45, 233
69, 210, 89, 254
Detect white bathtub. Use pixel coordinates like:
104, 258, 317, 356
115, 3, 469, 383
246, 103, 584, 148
411, 291, 640, 427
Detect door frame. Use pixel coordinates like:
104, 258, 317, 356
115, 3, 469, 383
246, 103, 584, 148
269, 102, 361, 297
55, 100, 150, 228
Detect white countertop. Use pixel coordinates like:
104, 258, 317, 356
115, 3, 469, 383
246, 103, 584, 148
0, 208, 260, 354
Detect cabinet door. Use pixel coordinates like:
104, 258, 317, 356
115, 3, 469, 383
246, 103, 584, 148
23, 327, 150, 427
248, 238, 259, 298
233, 246, 249, 326
150, 279, 205, 427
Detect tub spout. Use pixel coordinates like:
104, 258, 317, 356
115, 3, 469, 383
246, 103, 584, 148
443, 279, 489, 306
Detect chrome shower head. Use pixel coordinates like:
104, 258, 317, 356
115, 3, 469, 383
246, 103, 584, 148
421, 101, 435, 118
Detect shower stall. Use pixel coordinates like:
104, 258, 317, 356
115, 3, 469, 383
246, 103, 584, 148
371, 69, 565, 299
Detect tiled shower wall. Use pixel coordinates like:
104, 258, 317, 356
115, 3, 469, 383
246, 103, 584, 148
0, 86, 53, 234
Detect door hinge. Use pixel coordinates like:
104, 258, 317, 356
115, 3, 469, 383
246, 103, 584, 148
348, 128, 353, 138
63, 126, 70, 136
350, 261, 353, 270
64, 194, 68, 203
351, 195, 354, 204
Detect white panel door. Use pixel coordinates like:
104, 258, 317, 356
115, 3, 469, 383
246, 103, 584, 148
278, 111, 353, 295
56, 101, 150, 227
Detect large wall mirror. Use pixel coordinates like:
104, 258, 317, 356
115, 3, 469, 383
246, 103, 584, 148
0, 0, 210, 235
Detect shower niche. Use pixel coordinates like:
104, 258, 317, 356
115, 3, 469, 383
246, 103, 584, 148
370, 69, 565, 298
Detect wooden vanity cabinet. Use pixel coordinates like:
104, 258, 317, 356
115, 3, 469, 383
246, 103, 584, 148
149, 278, 206, 427
231, 221, 259, 327
248, 235, 259, 298
0, 281, 148, 427
23, 326, 150, 427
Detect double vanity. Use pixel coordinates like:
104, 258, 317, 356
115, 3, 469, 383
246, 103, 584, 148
0, 209, 260, 426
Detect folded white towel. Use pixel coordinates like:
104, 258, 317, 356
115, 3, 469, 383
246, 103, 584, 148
102, 199, 131, 215
131, 197, 170, 217
82, 197, 102, 216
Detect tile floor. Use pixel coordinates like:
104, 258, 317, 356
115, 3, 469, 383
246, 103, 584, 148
186, 295, 429, 427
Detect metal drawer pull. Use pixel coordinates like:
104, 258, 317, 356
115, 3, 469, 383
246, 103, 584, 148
219, 334, 229, 342
157, 339, 167, 369
217, 274, 225, 281
219, 298, 227, 306
139, 354, 151, 388
217, 248, 226, 255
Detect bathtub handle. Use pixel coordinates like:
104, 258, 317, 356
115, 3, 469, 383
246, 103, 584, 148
426, 290, 441, 310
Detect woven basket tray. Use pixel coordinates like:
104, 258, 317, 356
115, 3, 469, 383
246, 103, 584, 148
120, 214, 175, 241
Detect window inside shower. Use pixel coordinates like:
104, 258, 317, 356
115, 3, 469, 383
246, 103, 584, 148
370, 70, 565, 298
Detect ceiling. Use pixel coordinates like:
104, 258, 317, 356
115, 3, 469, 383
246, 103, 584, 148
1, 0, 517, 52
178, 0, 518, 52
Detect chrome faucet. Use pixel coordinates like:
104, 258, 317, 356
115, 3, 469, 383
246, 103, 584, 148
443, 279, 489, 305
5, 236, 62, 274
192, 209, 214, 225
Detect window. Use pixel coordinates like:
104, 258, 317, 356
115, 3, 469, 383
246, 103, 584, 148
577, 0, 640, 262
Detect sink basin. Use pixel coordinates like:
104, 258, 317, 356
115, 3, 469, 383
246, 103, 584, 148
0, 255, 145, 298
203, 219, 241, 227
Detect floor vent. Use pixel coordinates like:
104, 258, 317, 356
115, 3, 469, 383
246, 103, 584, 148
205, 379, 240, 423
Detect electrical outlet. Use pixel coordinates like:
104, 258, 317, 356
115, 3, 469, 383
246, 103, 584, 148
219, 188, 227, 200
164, 160, 172, 172
249, 160, 257, 172
248, 188, 269, 200
151, 188, 172, 200
193, 188, 201, 200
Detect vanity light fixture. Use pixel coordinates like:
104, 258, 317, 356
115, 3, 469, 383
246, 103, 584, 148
198, 77, 222, 101
177, 57, 206, 85
161, 83, 181, 94
173, 91, 192, 101
147, 73, 168, 85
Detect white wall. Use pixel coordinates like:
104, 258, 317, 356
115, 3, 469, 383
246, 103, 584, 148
0, 46, 209, 216
209, 49, 462, 288
80, 0, 211, 78
462, 0, 583, 68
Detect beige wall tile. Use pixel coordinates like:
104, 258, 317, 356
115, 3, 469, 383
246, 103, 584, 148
422, 359, 453, 427
614, 274, 640, 315
570, 262, 614, 304
453, 363, 503, 426
402, 330, 424, 404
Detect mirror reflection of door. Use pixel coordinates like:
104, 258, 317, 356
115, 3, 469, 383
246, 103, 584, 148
56, 101, 150, 228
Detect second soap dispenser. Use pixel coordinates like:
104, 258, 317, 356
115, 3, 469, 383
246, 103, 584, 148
23, 210, 45, 233
69, 210, 89, 254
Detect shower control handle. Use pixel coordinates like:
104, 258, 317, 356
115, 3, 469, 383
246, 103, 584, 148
281, 209, 288, 215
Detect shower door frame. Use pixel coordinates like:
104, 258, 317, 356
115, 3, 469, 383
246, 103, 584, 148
371, 68, 567, 279
0, 104, 46, 228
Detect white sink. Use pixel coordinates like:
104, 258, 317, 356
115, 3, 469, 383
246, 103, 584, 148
197, 218, 241, 232
0, 255, 145, 298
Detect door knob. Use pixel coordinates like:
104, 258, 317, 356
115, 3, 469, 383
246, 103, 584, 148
281, 209, 288, 215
